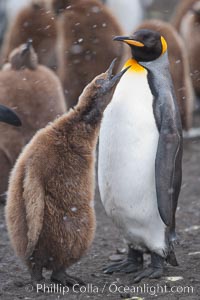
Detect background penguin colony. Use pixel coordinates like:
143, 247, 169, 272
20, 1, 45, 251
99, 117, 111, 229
0, 41, 66, 202
1, 0, 58, 71
1, 0, 125, 108
0, 0, 198, 128
0, 0, 199, 292
172, 0, 200, 101
54, 0, 125, 108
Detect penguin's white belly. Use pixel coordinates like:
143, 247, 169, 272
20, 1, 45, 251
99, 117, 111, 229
98, 72, 166, 256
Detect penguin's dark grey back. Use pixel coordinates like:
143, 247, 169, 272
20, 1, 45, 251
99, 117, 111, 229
140, 52, 182, 131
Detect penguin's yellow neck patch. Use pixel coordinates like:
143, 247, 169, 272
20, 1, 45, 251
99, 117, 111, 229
123, 59, 146, 73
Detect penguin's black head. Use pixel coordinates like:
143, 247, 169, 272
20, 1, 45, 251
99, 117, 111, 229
114, 29, 167, 62
21, 39, 33, 56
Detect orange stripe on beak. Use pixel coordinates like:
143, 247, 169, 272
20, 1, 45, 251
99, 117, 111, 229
123, 40, 145, 47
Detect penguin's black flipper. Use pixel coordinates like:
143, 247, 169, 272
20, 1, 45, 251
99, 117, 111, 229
0, 104, 21, 126
154, 92, 183, 233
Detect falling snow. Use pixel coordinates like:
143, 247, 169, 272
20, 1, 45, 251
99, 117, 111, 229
91, 6, 100, 14
63, 215, 68, 221
71, 207, 77, 212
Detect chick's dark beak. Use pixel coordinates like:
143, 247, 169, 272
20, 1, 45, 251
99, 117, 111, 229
0, 104, 22, 127
21, 39, 33, 56
113, 36, 144, 47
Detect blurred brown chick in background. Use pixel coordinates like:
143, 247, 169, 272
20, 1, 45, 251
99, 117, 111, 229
0, 41, 66, 203
171, 0, 198, 30
1, 0, 58, 71
52, 0, 125, 108
172, 0, 200, 100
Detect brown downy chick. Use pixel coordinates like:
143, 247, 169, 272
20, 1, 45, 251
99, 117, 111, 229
5, 59, 129, 285
171, 0, 198, 31
137, 19, 194, 131
53, 0, 125, 108
8, 39, 38, 70
179, 1, 200, 98
0, 41, 66, 202
1, 0, 58, 71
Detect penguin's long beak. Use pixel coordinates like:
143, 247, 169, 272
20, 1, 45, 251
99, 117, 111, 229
113, 36, 144, 47
21, 39, 33, 56
0, 105, 22, 127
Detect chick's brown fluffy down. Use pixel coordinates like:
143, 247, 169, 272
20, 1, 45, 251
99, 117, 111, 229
5, 111, 97, 270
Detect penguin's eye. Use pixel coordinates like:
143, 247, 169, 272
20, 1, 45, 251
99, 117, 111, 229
145, 36, 157, 47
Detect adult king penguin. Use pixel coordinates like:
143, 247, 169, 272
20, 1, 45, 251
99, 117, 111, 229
98, 29, 183, 282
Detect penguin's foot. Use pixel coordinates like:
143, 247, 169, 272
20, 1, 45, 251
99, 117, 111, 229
51, 269, 85, 287
133, 267, 163, 283
103, 247, 143, 274
30, 263, 44, 282
29, 264, 47, 292
133, 253, 164, 283
103, 260, 140, 274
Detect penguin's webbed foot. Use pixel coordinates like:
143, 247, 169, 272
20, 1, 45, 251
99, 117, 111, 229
103, 247, 143, 274
29, 264, 46, 293
51, 269, 85, 287
103, 259, 141, 274
133, 252, 164, 283
30, 263, 44, 282
133, 266, 164, 283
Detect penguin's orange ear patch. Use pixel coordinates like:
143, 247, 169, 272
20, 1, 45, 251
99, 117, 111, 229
161, 36, 167, 54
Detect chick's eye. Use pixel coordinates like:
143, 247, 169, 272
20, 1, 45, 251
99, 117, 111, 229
96, 79, 105, 86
